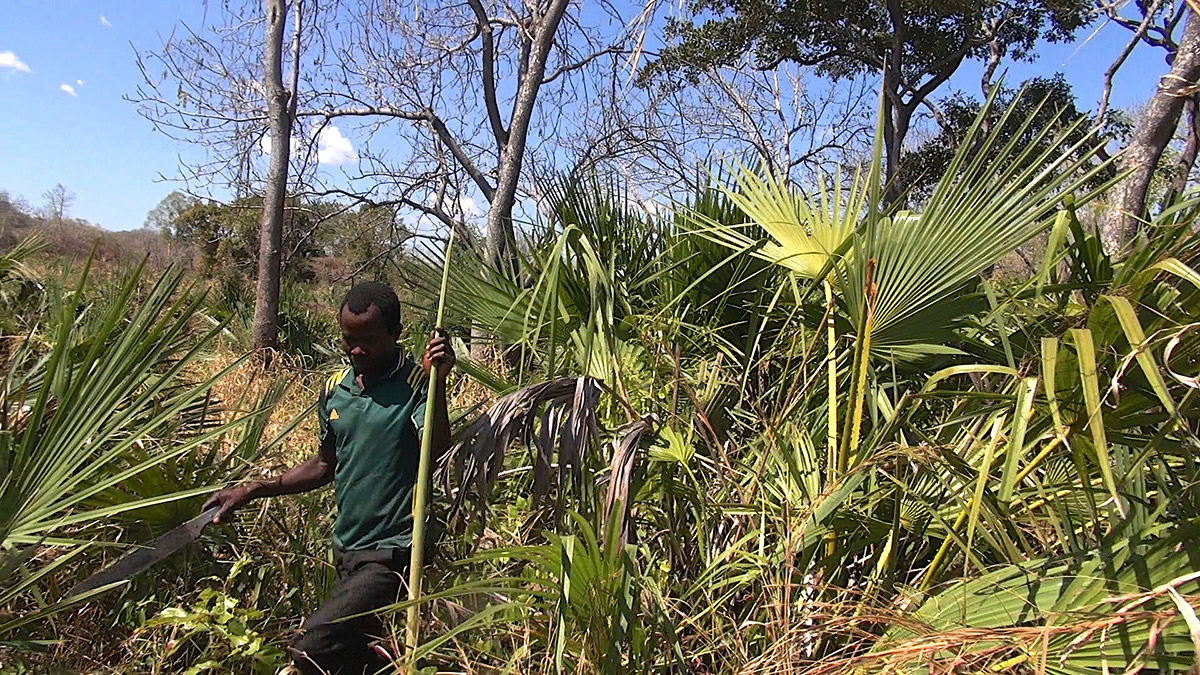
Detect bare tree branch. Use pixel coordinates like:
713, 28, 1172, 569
1097, 0, 1167, 128
465, 0, 509, 148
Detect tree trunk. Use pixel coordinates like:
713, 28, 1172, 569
1170, 94, 1200, 197
251, 0, 292, 355
882, 94, 914, 205
1103, 9, 1200, 256
474, 0, 569, 362
483, 0, 569, 275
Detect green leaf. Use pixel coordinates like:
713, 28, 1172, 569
998, 378, 1037, 509
1101, 294, 1176, 414
1068, 328, 1123, 517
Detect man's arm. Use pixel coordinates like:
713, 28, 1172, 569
204, 432, 337, 524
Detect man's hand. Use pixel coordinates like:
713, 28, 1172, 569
422, 329, 456, 381
202, 483, 258, 525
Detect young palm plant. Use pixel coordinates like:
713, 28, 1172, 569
0, 256, 262, 644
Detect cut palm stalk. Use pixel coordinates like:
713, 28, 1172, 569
406, 227, 456, 670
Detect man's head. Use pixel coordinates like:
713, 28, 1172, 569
340, 281, 401, 376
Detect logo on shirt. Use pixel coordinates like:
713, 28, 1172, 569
329, 409, 339, 421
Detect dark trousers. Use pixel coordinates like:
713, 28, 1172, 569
290, 547, 409, 675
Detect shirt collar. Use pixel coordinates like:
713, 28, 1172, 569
386, 352, 407, 379
353, 352, 406, 391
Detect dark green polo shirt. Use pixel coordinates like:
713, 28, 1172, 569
318, 356, 428, 551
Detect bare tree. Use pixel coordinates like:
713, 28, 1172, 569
1170, 95, 1200, 196
1095, 0, 1170, 129
290, 0, 650, 274
250, 0, 300, 353
132, 3, 315, 197
555, 58, 876, 199
132, 0, 879, 300
1097, 0, 1200, 206
133, 0, 325, 353
41, 183, 76, 227
135, 1, 654, 262
1102, 7, 1200, 255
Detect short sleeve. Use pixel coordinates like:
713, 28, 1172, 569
318, 369, 344, 457
318, 395, 335, 454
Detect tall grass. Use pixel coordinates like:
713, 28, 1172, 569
0, 247, 303, 653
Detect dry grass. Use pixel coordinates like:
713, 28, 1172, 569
199, 348, 328, 467
738, 598, 1199, 675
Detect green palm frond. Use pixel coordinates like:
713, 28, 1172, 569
882, 524, 1200, 673
1, 256, 258, 640
841, 96, 1118, 352
0, 233, 47, 281
688, 164, 863, 280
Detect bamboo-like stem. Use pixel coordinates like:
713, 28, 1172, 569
405, 228, 456, 669
824, 278, 838, 484
826, 263, 875, 564
822, 278, 841, 562
919, 508, 969, 592
838, 259, 877, 476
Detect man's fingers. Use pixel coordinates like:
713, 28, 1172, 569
212, 503, 234, 525
426, 337, 455, 352
425, 333, 455, 374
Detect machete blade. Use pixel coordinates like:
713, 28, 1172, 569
67, 505, 221, 599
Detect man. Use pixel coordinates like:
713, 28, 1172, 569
203, 281, 454, 674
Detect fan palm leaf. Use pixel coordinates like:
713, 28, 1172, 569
1, 257, 260, 641
881, 524, 1200, 673
686, 165, 863, 280
841, 92, 1118, 353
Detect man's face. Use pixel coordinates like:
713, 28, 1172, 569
339, 304, 399, 377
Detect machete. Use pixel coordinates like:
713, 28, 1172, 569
67, 505, 221, 598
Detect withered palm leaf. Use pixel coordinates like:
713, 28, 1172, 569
440, 377, 601, 527
603, 414, 659, 547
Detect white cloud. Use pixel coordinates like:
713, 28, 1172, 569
458, 195, 481, 217
76, 79, 84, 86
258, 132, 300, 157
100, 15, 112, 27
60, 83, 77, 97
0, 51, 31, 73
317, 125, 357, 165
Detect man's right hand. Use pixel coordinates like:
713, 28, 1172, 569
202, 483, 258, 524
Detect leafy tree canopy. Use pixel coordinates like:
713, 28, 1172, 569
643, 0, 1092, 88
144, 191, 199, 234
642, 0, 1095, 196
902, 75, 1131, 200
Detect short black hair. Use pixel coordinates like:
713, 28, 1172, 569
342, 281, 402, 333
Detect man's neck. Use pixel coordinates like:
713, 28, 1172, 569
355, 350, 401, 390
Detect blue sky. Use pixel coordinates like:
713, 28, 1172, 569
0, 2, 219, 230
0, 2, 1172, 232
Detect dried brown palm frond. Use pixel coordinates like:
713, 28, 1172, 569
602, 414, 659, 547
440, 377, 601, 528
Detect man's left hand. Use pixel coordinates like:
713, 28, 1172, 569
423, 329, 456, 380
